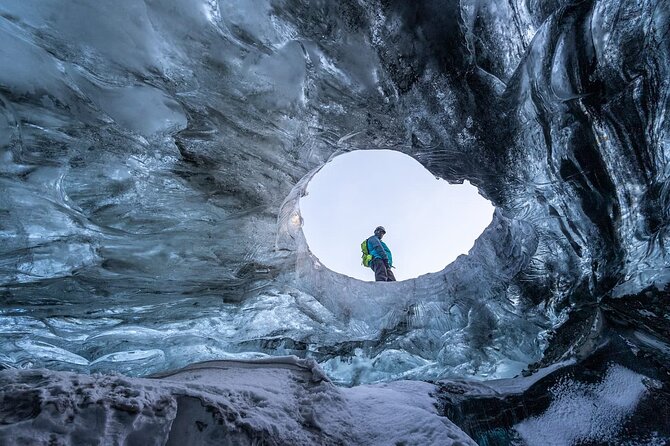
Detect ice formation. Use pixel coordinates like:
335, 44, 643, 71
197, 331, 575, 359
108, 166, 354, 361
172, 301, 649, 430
0, 0, 669, 444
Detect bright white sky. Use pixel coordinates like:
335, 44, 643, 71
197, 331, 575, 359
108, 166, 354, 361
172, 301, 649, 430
300, 150, 495, 281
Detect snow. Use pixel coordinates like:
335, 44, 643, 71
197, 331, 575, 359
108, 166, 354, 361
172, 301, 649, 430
343, 381, 475, 446
514, 365, 651, 445
0, 356, 476, 445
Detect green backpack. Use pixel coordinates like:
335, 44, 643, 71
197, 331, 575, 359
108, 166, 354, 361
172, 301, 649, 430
361, 239, 373, 267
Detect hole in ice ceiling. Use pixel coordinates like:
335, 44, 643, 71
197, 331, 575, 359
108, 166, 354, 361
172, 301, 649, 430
300, 150, 495, 281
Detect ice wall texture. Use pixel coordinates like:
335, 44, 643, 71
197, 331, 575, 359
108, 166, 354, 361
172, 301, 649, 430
0, 0, 668, 389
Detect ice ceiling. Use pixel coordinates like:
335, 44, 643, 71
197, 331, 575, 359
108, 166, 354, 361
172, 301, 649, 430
0, 0, 668, 395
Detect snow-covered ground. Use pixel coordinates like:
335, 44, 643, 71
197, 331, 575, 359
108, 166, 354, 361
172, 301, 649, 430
0, 356, 476, 445
514, 364, 652, 445
0, 355, 663, 445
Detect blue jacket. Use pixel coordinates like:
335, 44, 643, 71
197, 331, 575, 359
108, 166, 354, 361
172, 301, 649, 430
366, 235, 392, 267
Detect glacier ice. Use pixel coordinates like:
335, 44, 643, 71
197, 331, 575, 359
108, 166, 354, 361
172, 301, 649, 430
514, 365, 649, 445
0, 0, 669, 443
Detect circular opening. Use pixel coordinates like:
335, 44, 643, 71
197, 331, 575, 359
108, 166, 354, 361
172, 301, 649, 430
300, 150, 495, 281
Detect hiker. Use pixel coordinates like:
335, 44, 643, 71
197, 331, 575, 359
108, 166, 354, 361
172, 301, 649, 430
365, 226, 396, 282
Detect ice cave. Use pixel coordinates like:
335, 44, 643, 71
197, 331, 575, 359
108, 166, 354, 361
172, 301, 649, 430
0, 1, 668, 445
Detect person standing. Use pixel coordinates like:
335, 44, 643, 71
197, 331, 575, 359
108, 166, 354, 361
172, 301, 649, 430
366, 226, 396, 282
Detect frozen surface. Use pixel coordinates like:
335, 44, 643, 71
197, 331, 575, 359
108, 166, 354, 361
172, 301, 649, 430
0, 3, 668, 441
514, 365, 650, 445
435, 348, 670, 445
1, 1, 668, 441
0, 356, 476, 446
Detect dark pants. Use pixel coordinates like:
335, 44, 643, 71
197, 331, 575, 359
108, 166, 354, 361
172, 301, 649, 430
371, 258, 396, 282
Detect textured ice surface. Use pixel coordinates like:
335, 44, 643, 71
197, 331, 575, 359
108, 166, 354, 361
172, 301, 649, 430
514, 365, 649, 445
0, 0, 548, 384
0, 357, 477, 446
435, 346, 670, 445
0, 0, 668, 401
1, 0, 669, 443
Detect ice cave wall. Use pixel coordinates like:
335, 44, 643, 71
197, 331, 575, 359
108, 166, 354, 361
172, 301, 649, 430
367, 0, 670, 301
0, 0, 668, 381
